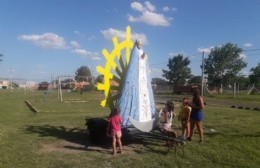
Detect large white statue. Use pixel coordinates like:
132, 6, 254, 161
118, 40, 156, 131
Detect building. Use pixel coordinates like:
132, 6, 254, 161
0, 79, 9, 89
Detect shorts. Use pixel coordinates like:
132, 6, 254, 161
111, 130, 122, 138
163, 122, 172, 131
190, 110, 203, 121
181, 119, 189, 127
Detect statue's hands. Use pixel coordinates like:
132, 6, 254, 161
141, 53, 146, 59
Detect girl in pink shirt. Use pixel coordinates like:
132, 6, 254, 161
107, 107, 123, 155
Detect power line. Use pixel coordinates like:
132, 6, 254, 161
150, 52, 201, 66
150, 62, 167, 66
245, 53, 260, 57
243, 48, 260, 52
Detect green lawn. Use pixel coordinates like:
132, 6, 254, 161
0, 89, 259, 168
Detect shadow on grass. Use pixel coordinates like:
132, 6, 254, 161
226, 132, 260, 138
25, 124, 112, 154
25, 122, 184, 155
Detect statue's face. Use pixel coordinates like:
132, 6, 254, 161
136, 39, 142, 49
137, 42, 142, 49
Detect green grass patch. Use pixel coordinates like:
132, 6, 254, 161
0, 90, 259, 168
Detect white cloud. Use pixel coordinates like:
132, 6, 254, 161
150, 68, 162, 78
131, 2, 145, 12
131, 33, 148, 45
198, 47, 214, 54
129, 1, 171, 27
70, 41, 81, 48
18, 33, 67, 49
243, 43, 253, 48
144, 1, 156, 12
70, 39, 100, 60
72, 49, 100, 60
163, 6, 170, 12
128, 11, 170, 26
74, 30, 85, 38
101, 28, 148, 45
239, 53, 247, 59
169, 52, 187, 57
72, 49, 89, 56
91, 56, 101, 61
131, 1, 156, 12
163, 6, 178, 12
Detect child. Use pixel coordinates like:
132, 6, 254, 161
107, 107, 123, 155
178, 98, 192, 140
162, 100, 176, 132
161, 101, 177, 146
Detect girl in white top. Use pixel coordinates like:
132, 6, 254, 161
162, 101, 176, 131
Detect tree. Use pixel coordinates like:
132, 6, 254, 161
95, 75, 104, 84
152, 77, 168, 85
61, 78, 74, 89
236, 75, 250, 89
75, 66, 91, 82
204, 43, 247, 88
188, 75, 201, 85
249, 63, 260, 87
162, 54, 191, 87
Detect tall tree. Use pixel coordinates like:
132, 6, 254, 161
249, 63, 260, 86
75, 66, 91, 82
204, 43, 247, 87
162, 54, 191, 87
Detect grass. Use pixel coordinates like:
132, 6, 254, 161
0, 89, 259, 168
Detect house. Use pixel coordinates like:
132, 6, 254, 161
0, 79, 10, 89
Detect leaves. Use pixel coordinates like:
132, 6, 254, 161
162, 54, 191, 86
204, 43, 247, 87
249, 63, 260, 86
75, 66, 91, 82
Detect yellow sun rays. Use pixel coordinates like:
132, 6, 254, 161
96, 26, 133, 107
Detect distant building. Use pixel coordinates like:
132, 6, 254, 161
0, 80, 9, 89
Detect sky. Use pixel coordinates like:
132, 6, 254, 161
0, 0, 260, 82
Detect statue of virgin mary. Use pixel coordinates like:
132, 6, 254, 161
118, 40, 156, 131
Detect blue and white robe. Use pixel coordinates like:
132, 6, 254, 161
118, 42, 156, 127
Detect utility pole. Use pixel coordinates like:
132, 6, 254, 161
201, 52, 205, 97
10, 65, 13, 92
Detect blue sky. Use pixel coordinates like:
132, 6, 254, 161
0, 0, 260, 81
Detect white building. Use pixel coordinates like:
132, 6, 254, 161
0, 80, 9, 89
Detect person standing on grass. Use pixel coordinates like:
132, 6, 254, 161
107, 107, 123, 155
187, 87, 205, 144
178, 98, 191, 140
